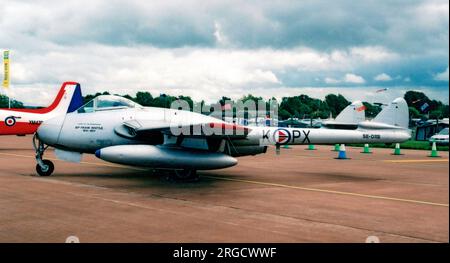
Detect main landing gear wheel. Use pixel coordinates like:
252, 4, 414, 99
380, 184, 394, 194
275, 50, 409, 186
33, 133, 55, 177
173, 169, 199, 182
36, 160, 54, 176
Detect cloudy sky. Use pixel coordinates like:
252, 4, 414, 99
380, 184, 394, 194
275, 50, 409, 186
0, 0, 448, 106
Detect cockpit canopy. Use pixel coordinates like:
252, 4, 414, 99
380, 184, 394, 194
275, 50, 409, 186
77, 95, 141, 113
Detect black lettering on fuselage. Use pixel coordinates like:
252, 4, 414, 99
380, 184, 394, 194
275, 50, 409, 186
302, 130, 311, 144
292, 130, 301, 143
262, 130, 270, 140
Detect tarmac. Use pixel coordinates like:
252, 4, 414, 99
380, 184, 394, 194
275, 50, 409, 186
0, 135, 448, 243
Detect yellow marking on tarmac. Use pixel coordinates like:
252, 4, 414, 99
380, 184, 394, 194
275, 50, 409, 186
384, 159, 448, 163
1, 152, 448, 207
203, 176, 449, 208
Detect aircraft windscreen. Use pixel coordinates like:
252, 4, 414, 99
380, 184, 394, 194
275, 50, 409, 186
77, 100, 94, 113
77, 95, 140, 113
96, 96, 137, 109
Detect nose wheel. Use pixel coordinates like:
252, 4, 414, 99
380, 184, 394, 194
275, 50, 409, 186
33, 133, 55, 176
36, 160, 54, 176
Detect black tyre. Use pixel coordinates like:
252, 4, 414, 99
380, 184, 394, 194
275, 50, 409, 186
174, 169, 199, 181
36, 160, 54, 176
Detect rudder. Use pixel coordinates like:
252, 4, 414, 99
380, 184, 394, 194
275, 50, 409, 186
373, 97, 409, 128
45, 82, 84, 114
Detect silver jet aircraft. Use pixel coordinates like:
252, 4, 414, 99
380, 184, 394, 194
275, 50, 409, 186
34, 95, 411, 179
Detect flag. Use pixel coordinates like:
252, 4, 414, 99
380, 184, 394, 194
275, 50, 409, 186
2, 50, 9, 88
420, 102, 429, 113
375, 88, 388, 93
356, 105, 366, 112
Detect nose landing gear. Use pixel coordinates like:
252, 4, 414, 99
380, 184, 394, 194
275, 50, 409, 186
33, 133, 55, 176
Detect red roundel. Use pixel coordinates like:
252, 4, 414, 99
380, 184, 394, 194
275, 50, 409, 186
5, 116, 16, 127
274, 129, 291, 144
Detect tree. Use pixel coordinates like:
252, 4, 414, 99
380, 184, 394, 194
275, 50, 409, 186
442, 105, 449, 118
0, 94, 24, 108
135, 91, 153, 106
325, 94, 350, 118
404, 90, 449, 118
278, 108, 291, 120
83, 91, 110, 104
363, 102, 382, 119
404, 90, 429, 107
151, 94, 177, 108
241, 94, 263, 103
404, 90, 433, 114
408, 107, 422, 119
429, 110, 443, 119
280, 96, 302, 118
122, 94, 136, 102
177, 95, 194, 110
6, 88, 447, 121
297, 103, 312, 118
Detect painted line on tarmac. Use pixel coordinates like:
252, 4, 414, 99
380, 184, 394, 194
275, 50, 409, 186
203, 176, 449, 208
2, 152, 448, 207
383, 159, 448, 163
0, 152, 36, 159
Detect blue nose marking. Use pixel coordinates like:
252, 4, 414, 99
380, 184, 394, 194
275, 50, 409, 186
95, 149, 101, 158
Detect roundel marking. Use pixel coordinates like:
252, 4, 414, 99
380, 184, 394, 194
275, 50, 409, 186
5, 116, 16, 127
273, 128, 291, 145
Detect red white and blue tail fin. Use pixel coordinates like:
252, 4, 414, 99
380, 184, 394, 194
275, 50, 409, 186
4, 82, 83, 114
49, 81, 84, 114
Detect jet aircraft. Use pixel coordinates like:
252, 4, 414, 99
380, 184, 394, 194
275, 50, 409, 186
34, 95, 410, 179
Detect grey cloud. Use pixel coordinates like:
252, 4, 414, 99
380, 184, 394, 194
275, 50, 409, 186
1, 0, 447, 53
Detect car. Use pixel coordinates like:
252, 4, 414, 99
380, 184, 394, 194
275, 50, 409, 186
429, 128, 449, 146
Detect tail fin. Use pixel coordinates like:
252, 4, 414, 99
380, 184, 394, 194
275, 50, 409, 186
3, 82, 83, 114
42, 82, 84, 114
9, 82, 84, 114
335, 100, 366, 124
373, 97, 409, 128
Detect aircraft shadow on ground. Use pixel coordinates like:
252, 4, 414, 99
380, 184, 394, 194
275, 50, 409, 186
26, 163, 381, 191
34, 167, 240, 190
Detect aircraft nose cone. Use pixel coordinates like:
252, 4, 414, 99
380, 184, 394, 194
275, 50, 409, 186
396, 130, 411, 142
404, 131, 412, 141
222, 155, 238, 168
37, 116, 64, 146
95, 149, 101, 158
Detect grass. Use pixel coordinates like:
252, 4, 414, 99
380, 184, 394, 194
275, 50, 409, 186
348, 140, 449, 151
